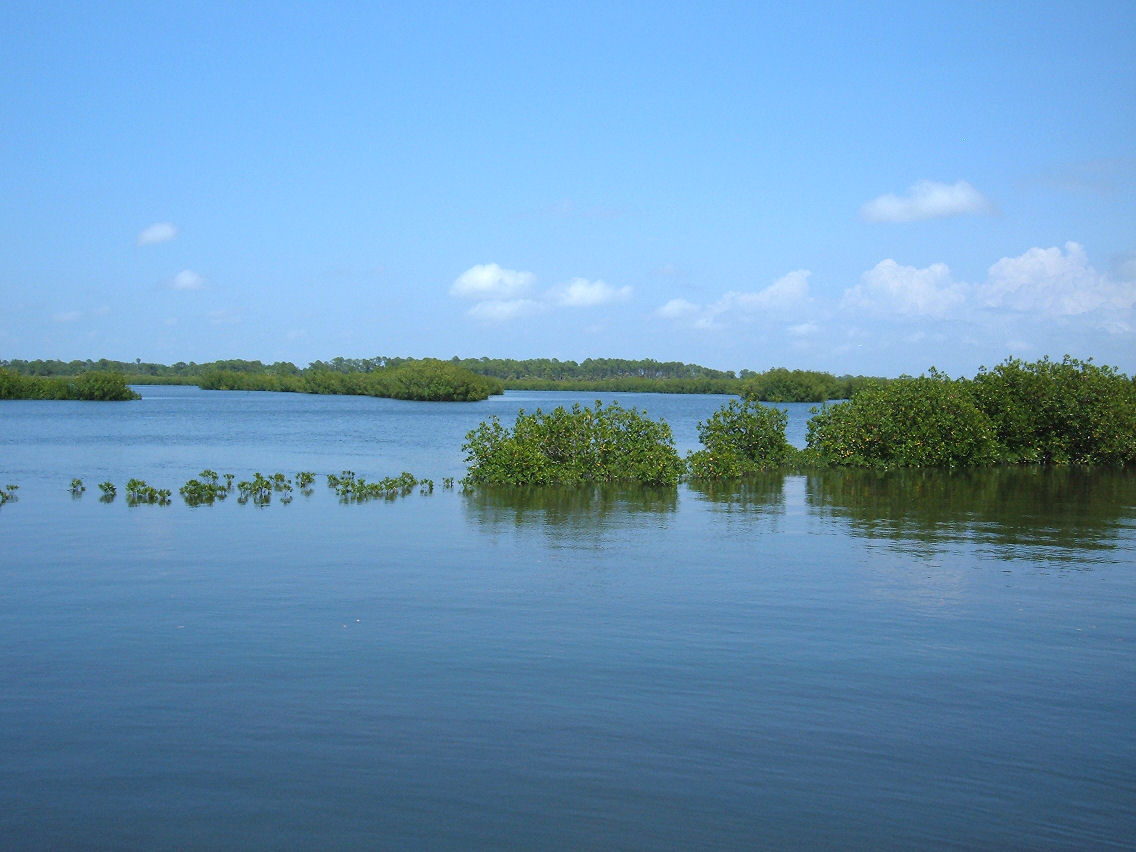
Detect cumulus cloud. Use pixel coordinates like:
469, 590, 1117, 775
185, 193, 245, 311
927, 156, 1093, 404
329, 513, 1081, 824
450, 264, 535, 300
979, 241, 1136, 315
656, 270, 811, 328
550, 278, 632, 307
453, 264, 633, 321
170, 269, 204, 290
860, 180, 993, 223
137, 222, 178, 246
843, 259, 967, 318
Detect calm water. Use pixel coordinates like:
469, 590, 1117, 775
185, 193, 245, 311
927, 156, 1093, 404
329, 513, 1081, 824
2, 388, 1134, 850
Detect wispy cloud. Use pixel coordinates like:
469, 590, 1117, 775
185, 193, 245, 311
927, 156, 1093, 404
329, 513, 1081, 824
468, 299, 547, 322
654, 270, 812, 329
52, 310, 81, 323
655, 298, 700, 320
860, 180, 993, 223
549, 278, 632, 308
137, 222, 178, 246
169, 269, 204, 291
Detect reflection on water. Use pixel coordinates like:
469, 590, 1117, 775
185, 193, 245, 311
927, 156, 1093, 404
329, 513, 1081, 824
462, 483, 678, 543
806, 466, 1136, 563
686, 472, 785, 513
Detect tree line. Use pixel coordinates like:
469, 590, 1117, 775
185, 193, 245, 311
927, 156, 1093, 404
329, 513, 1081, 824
1, 356, 883, 402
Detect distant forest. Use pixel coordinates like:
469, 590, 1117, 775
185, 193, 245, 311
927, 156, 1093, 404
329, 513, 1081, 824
0, 356, 884, 402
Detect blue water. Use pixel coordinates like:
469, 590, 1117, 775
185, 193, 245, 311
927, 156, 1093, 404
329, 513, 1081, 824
2, 388, 1134, 849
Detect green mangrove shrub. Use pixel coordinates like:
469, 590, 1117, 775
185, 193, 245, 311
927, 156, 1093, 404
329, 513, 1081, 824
235, 472, 294, 506
0, 483, 18, 505
0, 368, 139, 400
806, 371, 1000, 469
125, 478, 171, 505
462, 401, 685, 486
199, 359, 502, 401
970, 356, 1136, 465
687, 398, 795, 478
70, 478, 85, 494
180, 470, 235, 506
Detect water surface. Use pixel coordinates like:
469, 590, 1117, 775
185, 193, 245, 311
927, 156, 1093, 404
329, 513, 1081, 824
2, 388, 1133, 849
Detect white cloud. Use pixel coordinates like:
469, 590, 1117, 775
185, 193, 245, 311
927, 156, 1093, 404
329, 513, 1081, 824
170, 269, 204, 291
52, 310, 81, 323
979, 241, 1136, 315
467, 298, 546, 322
657, 270, 812, 328
842, 259, 966, 318
787, 322, 819, 336
450, 263, 535, 300
860, 180, 993, 223
137, 222, 178, 246
550, 278, 632, 307
655, 298, 700, 320
453, 264, 633, 321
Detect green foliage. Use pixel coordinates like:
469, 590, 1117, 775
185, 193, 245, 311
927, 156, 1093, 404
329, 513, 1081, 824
70, 478, 85, 494
806, 371, 1000, 469
740, 368, 880, 402
197, 358, 502, 401
180, 470, 236, 506
125, 479, 171, 505
687, 398, 795, 478
383, 359, 503, 401
970, 356, 1136, 465
235, 472, 297, 506
0, 483, 18, 505
0, 368, 139, 400
326, 470, 423, 501
462, 401, 685, 486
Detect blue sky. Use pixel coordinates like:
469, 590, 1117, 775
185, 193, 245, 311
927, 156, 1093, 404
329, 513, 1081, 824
2, 1, 1134, 377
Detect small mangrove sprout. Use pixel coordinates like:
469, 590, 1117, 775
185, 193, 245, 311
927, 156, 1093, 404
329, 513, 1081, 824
328, 470, 423, 502
0, 483, 18, 505
179, 470, 234, 506
125, 478, 171, 506
70, 477, 85, 495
